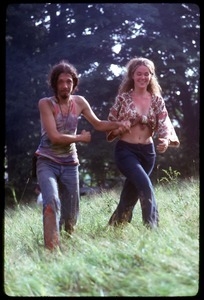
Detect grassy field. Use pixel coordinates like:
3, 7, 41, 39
4, 177, 199, 297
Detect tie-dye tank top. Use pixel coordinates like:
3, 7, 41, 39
35, 97, 79, 165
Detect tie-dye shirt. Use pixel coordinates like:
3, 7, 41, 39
35, 97, 79, 164
107, 91, 180, 147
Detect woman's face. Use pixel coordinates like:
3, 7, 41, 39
132, 65, 152, 89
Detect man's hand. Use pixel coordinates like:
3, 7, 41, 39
79, 129, 91, 143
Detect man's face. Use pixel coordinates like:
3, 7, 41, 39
57, 73, 74, 99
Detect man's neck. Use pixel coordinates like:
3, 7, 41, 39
56, 95, 70, 105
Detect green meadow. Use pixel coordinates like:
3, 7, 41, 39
4, 177, 199, 297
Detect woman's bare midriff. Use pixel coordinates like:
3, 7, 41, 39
120, 123, 153, 144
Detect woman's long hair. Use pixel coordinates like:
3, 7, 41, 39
118, 57, 162, 96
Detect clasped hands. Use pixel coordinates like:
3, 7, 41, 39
117, 120, 131, 135
79, 120, 131, 143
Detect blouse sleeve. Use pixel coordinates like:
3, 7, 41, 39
154, 96, 180, 147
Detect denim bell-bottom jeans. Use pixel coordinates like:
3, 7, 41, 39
110, 140, 159, 228
36, 156, 80, 234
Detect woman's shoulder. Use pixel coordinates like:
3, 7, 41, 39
151, 93, 162, 99
151, 94, 164, 104
116, 91, 132, 102
120, 90, 132, 97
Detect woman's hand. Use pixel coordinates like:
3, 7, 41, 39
156, 138, 169, 153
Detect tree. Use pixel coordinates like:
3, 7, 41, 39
5, 3, 200, 202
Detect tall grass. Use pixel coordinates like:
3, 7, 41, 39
4, 177, 199, 297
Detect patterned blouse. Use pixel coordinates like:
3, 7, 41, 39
107, 90, 180, 147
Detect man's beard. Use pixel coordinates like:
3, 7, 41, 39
61, 94, 68, 99
60, 91, 70, 100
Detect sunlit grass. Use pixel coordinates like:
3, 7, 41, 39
4, 178, 199, 296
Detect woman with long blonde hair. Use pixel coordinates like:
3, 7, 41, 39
106, 57, 180, 229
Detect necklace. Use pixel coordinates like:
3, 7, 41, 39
58, 100, 72, 132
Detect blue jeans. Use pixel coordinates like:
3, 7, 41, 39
109, 140, 158, 228
36, 156, 80, 234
